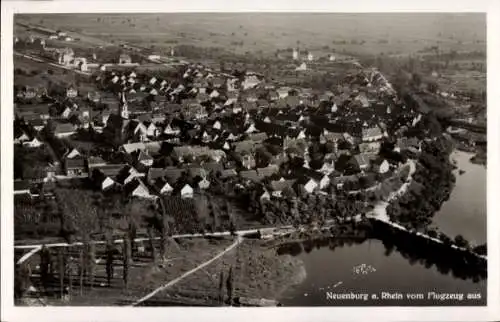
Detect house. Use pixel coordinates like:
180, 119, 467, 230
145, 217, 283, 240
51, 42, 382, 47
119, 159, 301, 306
125, 179, 154, 199
129, 121, 148, 142
234, 140, 258, 154
354, 93, 370, 108
145, 122, 159, 137
219, 168, 238, 179
54, 123, 76, 138
239, 170, 260, 182
147, 167, 168, 184
30, 119, 46, 132
320, 130, 344, 144
65, 148, 81, 159
245, 123, 258, 134
359, 142, 381, 154
319, 160, 335, 175
260, 189, 271, 201
66, 86, 78, 98
242, 75, 261, 90
270, 179, 296, 198
239, 153, 256, 170
88, 163, 125, 179
361, 127, 383, 142
137, 150, 154, 167
304, 178, 319, 194
14, 132, 30, 144
61, 106, 73, 119
198, 177, 211, 189
92, 170, 116, 191
276, 87, 290, 99
163, 123, 181, 136
201, 162, 224, 175
119, 54, 132, 64
248, 132, 268, 142
155, 178, 174, 195
213, 120, 222, 131
256, 165, 280, 180
352, 153, 373, 171
372, 158, 390, 174
333, 174, 358, 190
116, 166, 145, 185
120, 142, 146, 155
15, 104, 50, 121
395, 137, 420, 153
180, 184, 194, 198
162, 167, 184, 184
65, 157, 86, 177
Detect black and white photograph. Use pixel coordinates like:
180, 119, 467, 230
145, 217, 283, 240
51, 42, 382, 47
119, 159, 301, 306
1, 1, 499, 321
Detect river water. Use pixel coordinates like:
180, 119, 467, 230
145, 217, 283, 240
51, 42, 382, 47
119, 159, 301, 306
280, 150, 487, 306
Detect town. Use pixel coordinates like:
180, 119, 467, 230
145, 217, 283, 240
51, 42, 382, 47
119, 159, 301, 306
12, 14, 487, 307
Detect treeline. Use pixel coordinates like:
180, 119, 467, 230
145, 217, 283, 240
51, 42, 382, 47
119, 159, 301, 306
242, 187, 367, 227
387, 136, 455, 230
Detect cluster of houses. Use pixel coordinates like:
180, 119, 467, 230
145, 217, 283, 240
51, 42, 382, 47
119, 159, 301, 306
14, 53, 425, 204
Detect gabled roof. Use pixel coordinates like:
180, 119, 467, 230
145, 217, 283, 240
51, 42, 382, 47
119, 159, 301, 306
138, 150, 153, 162
362, 127, 382, 138
90, 164, 126, 177
65, 157, 86, 169
256, 165, 279, 179
353, 153, 372, 167
163, 166, 185, 183
270, 179, 296, 192
219, 168, 238, 179
239, 170, 260, 182
201, 162, 224, 174
54, 122, 76, 134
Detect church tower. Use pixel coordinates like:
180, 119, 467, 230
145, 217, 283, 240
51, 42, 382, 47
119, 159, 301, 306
119, 91, 129, 119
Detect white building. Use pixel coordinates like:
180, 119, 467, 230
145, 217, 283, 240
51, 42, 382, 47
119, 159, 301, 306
181, 184, 194, 198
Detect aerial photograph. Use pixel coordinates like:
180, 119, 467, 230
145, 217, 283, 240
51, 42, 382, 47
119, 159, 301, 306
12, 13, 486, 307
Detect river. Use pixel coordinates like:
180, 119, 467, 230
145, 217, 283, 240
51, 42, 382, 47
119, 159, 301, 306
279, 150, 487, 306
432, 150, 487, 245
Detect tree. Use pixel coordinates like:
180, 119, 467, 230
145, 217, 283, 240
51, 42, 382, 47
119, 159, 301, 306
218, 270, 225, 305
57, 248, 66, 298
40, 245, 52, 291
123, 236, 131, 288
88, 243, 96, 289
78, 247, 84, 295
454, 234, 469, 248
226, 266, 234, 305
147, 227, 157, 263
473, 244, 487, 256
105, 241, 115, 287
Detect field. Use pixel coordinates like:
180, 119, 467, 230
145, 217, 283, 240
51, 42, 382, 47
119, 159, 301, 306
18, 237, 235, 306
14, 56, 94, 93
149, 239, 306, 305
16, 13, 486, 57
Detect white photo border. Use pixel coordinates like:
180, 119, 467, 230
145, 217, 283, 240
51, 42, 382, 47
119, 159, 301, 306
1, 1, 499, 321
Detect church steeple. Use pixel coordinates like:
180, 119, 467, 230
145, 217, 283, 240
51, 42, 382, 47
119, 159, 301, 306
119, 91, 129, 119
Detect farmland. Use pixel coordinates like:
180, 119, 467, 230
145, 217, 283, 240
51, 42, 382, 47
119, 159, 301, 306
16, 13, 486, 57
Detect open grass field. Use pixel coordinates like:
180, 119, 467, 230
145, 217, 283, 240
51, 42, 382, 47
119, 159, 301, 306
16, 13, 486, 57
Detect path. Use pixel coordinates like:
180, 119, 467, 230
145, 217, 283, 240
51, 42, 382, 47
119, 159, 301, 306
129, 235, 243, 306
